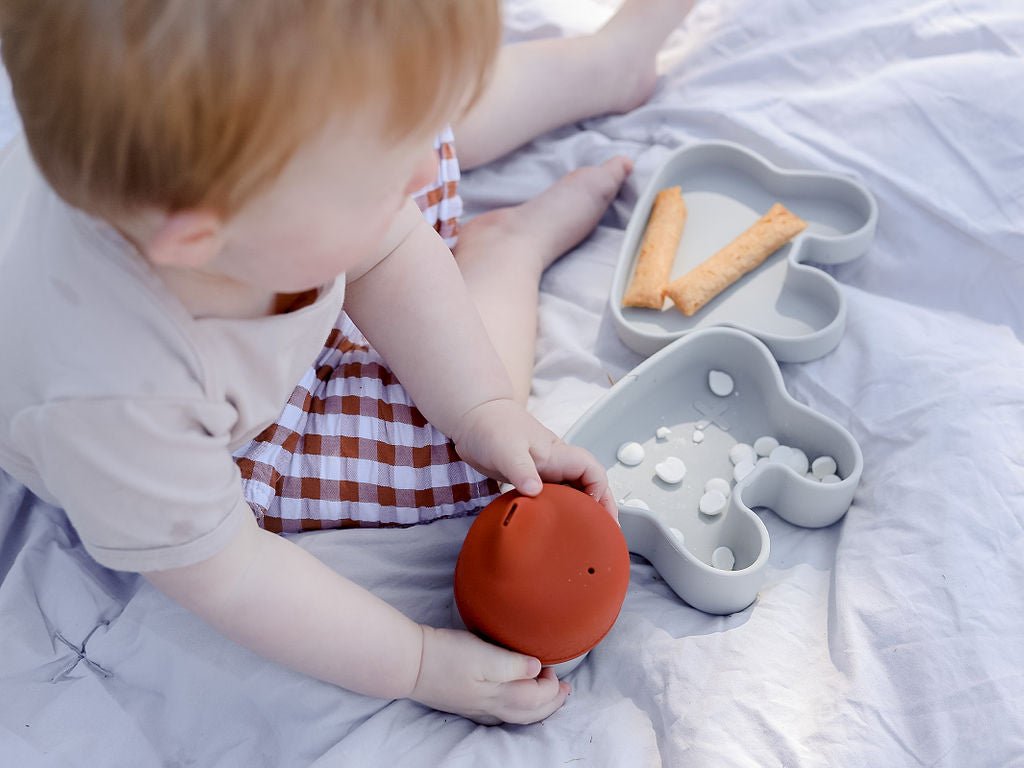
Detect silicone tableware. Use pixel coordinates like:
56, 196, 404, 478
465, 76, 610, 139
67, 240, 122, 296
564, 327, 863, 615
611, 140, 877, 362
453, 484, 630, 672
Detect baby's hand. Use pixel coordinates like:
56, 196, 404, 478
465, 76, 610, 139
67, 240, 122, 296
452, 398, 617, 518
410, 626, 569, 725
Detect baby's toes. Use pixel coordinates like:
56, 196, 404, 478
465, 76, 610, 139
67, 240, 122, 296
601, 156, 634, 187
583, 156, 634, 207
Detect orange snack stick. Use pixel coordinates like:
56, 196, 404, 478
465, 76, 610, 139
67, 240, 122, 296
664, 203, 807, 317
622, 186, 687, 309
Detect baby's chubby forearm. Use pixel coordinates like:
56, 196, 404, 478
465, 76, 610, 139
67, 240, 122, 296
143, 514, 424, 700
342, 199, 516, 437
143, 513, 569, 723
344, 200, 617, 515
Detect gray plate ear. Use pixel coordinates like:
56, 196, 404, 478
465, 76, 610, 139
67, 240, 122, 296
564, 328, 863, 615
611, 140, 877, 362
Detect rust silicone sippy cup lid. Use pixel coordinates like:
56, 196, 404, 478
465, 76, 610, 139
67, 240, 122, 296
453, 483, 630, 665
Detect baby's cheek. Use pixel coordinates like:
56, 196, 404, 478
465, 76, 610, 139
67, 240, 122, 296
315, 203, 375, 249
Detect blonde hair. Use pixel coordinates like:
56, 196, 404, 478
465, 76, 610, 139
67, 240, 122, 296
0, 0, 500, 218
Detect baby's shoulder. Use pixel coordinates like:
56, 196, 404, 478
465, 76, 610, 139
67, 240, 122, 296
0, 144, 206, 409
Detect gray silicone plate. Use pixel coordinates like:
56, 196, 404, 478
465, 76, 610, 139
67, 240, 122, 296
611, 141, 877, 362
563, 327, 863, 615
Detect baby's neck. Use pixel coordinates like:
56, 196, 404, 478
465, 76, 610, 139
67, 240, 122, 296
152, 262, 282, 320
112, 212, 284, 320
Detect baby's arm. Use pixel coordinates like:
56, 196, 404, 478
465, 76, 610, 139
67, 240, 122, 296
142, 512, 568, 724
344, 200, 615, 511
343, 199, 516, 437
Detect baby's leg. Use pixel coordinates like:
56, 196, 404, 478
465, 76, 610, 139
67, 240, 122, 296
455, 0, 694, 170
455, 157, 632, 404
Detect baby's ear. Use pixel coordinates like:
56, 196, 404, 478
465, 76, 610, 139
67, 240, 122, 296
146, 210, 224, 269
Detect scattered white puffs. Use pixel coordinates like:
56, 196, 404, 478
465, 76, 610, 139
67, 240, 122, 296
733, 460, 756, 483
708, 370, 735, 397
705, 477, 731, 497
655, 456, 687, 484
811, 455, 837, 478
618, 498, 650, 511
753, 436, 779, 457
614, 431, 840, 550
699, 490, 727, 516
616, 441, 645, 466
712, 546, 736, 570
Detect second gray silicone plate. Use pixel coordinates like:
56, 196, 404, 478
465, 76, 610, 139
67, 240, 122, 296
611, 141, 877, 362
564, 328, 863, 615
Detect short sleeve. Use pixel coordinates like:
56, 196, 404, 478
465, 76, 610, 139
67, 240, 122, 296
12, 397, 252, 572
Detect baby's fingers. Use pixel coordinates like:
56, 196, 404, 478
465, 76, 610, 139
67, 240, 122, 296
483, 434, 543, 497
534, 443, 617, 519
504, 450, 543, 497
496, 670, 571, 724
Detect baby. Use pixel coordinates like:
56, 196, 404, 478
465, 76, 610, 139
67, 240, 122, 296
0, 0, 691, 724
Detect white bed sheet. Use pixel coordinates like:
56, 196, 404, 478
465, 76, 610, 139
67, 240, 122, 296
1, 1, 1022, 766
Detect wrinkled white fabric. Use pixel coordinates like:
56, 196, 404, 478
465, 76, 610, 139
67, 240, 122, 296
1, 1, 1022, 765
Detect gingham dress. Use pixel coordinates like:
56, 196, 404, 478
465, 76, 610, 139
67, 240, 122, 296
233, 127, 501, 532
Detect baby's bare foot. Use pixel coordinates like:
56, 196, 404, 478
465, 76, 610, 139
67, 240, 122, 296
593, 0, 695, 114
455, 156, 633, 276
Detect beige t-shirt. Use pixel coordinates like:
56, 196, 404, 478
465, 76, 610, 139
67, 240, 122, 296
0, 137, 346, 571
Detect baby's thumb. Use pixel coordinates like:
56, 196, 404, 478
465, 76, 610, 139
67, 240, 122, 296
503, 450, 543, 496
494, 652, 542, 683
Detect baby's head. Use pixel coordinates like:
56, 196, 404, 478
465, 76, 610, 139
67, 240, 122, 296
0, 0, 500, 291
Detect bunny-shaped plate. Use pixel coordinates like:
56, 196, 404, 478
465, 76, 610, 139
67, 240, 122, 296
564, 327, 863, 615
612, 141, 877, 362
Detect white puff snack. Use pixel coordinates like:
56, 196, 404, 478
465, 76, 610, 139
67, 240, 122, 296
708, 370, 735, 397
699, 490, 727, 516
617, 441, 645, 466
729, 443, 755, 465
712, 546, 736, 570
655, 456, 687, 484
733, 460, 756, 482
811, 455, 837, 478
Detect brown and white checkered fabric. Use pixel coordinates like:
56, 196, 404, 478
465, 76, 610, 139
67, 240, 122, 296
413, 126, 462, 249
233, 127, 500, 531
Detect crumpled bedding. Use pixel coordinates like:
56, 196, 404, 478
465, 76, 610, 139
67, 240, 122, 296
1, 1, 1022, 765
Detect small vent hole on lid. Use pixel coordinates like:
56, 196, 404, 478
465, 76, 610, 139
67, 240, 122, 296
503, 504, 518, 527
587, 567, 596, 575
